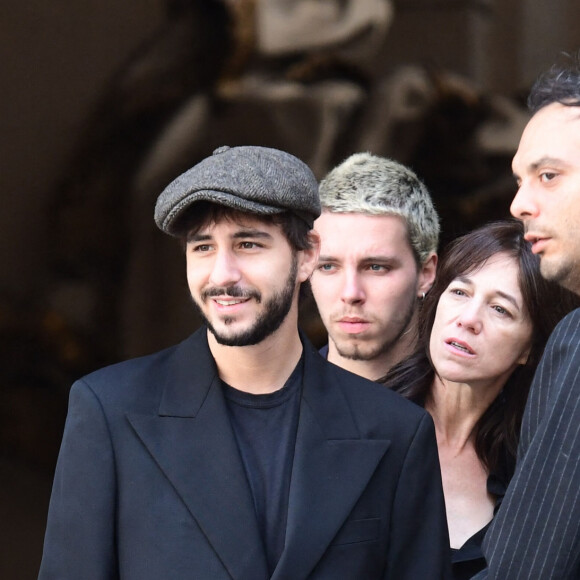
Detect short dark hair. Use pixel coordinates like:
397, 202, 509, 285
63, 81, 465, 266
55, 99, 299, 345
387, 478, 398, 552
528, 50, 580, 114
175, 201, 314, 251
381, 220, 580, 480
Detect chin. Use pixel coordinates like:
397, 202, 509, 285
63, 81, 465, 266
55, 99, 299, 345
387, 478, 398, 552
540, 255, 569, 282
337, 344, 380, 362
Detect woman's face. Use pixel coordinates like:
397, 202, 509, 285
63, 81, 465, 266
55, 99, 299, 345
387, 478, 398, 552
429, 253, 533, 391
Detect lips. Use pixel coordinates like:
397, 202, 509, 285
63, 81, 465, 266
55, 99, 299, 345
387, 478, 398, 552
523, 231, 551, 255
202, 285, 260, 304
214, 298, 247, 306
337, 317, 371, 334
211, 296, 250, 312
525, 235, 550, 255
445, 338, 475, 355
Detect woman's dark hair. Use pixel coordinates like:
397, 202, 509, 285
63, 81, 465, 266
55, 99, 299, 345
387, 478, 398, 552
381, 220, 580, 480
174, 201, 314, 251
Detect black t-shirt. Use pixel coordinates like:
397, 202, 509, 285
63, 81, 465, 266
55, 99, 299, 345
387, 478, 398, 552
223, 357, 303, 575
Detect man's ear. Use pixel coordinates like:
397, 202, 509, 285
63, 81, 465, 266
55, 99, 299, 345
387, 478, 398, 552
417, 252, 438, 297
298, 230, 321, 283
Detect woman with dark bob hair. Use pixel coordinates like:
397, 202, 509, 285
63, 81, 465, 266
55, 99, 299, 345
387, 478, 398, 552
380, 219, 580, 580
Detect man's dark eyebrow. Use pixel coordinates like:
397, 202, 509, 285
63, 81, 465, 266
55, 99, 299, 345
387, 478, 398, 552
232, 230, 273, 240
513, 156, 569, 181
316, 255, 400, 264
187, 229, 273, 243
529, 156, 568, 171
361, 255, 400, 265
187, 232, 211, 243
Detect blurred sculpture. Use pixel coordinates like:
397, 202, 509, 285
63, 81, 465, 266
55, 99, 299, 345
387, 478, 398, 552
47, 0, 528, 365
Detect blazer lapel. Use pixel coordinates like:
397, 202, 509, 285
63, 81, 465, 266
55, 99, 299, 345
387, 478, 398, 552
272, 340, 391, 580
127, 330, 269, 580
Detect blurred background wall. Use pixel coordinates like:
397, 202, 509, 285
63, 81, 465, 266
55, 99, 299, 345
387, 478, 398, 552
1, 1, 579, 577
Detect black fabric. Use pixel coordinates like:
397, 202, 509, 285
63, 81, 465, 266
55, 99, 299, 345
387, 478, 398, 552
450, 472, 508, 580
39, 327, 452, 579
223, 358, 303, 574
477, 307, 580, 579
322, 337, 493, 578
326, 335, 512, 579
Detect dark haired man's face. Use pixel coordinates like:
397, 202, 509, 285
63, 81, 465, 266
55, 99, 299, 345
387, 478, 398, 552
511, 103, 580, 295
186, 215, 306, 346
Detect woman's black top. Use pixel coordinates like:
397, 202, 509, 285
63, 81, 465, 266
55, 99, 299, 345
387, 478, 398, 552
451, 472, 508, 580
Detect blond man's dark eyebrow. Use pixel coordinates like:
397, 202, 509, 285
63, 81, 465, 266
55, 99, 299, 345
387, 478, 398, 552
318, 253, 399, 262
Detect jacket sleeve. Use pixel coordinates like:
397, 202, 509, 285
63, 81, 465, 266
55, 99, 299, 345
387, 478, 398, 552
38, 380, 119, 580
478, 311, 580, 579
384, 412, 452, 580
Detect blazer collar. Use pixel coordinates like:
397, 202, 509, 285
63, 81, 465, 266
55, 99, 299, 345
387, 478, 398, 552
272, 338, 391, 579
157, 327, 216, 417
129, 328, 390, 580
128, 327, 269, 580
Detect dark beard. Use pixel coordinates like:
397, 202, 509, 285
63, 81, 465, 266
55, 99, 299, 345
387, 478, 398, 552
195, 256, 298, 346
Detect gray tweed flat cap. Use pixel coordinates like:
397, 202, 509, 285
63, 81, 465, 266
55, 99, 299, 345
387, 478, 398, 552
154, 145, 321, 235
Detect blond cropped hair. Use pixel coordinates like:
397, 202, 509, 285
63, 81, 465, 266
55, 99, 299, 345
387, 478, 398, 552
319, 152, 439, 264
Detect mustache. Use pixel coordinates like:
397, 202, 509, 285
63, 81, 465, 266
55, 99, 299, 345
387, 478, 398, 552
201, 286, 261, 302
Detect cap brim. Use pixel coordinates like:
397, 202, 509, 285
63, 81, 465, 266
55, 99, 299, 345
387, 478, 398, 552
158, 189, 285, 236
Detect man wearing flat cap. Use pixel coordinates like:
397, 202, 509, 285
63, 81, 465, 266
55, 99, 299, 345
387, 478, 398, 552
39, 146, 451, 579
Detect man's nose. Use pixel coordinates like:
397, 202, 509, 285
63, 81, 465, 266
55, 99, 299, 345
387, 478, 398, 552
510, 181, 538, 220
209, 249, 242, 287
340, 271, 365, 305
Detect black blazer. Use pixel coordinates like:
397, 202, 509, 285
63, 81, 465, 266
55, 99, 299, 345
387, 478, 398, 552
39, 328, 451, 579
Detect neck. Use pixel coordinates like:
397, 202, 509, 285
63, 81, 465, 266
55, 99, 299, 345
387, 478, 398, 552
425, 376, 503, 453
208, 310, 303, 395
327, 351, 394, 382
327, 324, 418, 382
